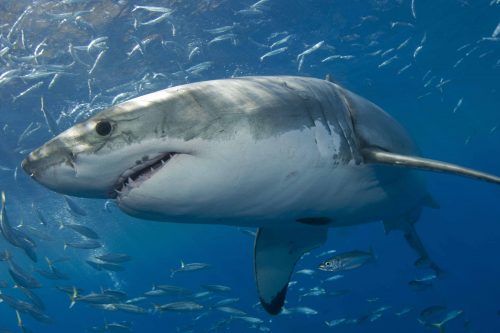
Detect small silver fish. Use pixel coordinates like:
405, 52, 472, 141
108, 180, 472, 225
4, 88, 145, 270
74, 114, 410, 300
325, 318, 346, 327
64, 239, 102, 250
132, 5, 173, 13
216, 306, 247, 316
40, 97, 58, 135
288, 306, 318, 315
201, 284, 231, 293
205, 26, 234, 34
398, 64, 412, 75
319, 248, 375, 272
171, 261, 211, 277
12, 81, 44, 103
232, 316, 264, 325
260, 47, 288, 62
89, 49, 107, 75
63, 196, 87, 216
321, 55, 354, 62
140, 12, 172, 26
296, 40, 324, 60
452, 98, 463, 113
208, 34, 237, 46
296, 268, 315, 275
185, 61, 214, 75
378, 55, 398, 68
270, 35, 292, 49
155, 301, 204, 312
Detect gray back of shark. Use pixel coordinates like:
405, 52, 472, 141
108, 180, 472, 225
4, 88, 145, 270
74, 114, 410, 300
21, 76, 500, 315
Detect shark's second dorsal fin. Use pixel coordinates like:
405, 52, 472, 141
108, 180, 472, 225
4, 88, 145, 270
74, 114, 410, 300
254, 226, 327, 315
362, 148, 500, 185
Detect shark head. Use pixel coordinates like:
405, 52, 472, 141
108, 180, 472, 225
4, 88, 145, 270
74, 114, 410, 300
22, 87, 214, 218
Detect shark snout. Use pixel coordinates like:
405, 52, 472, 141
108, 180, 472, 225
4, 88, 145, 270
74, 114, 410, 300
21, 154, 35, 178
22, 142, 73, 178
21, 138, 122, 198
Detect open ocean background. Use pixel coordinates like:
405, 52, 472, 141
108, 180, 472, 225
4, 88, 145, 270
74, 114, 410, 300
1, 0, 499, 332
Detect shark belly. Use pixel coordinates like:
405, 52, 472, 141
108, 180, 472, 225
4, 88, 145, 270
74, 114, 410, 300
116, 124, 425, 227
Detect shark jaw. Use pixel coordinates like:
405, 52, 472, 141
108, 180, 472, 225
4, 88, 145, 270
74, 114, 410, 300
112, 152, 178, 198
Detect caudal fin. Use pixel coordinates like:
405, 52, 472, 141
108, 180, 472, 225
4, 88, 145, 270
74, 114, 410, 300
431, 322, 446, 333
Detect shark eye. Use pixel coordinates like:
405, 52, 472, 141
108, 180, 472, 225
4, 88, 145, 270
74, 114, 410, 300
95, 120, 112, 136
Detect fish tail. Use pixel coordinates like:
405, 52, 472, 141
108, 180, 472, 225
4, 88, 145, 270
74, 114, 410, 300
69, 287, 77, 308
152, 303, 161, 313
63, 242, 68, 250
431, 322, 445, 333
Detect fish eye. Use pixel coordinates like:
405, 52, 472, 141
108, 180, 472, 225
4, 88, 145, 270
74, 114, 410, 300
95, 120, 112, 136
325, 262, 331, 266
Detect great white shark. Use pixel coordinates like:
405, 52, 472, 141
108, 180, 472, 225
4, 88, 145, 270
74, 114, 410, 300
21, 76, 500, 315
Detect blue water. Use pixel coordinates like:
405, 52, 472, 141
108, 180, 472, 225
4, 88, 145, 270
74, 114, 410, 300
1, 0, 499, 332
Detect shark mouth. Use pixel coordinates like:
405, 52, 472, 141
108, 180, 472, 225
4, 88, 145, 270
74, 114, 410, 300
111, 153, 177, 198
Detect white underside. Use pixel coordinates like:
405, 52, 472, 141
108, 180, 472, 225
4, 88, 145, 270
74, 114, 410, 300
115, 124, 423, 227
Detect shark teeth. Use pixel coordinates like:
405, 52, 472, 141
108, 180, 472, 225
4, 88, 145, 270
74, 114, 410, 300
111, 152, 177, 197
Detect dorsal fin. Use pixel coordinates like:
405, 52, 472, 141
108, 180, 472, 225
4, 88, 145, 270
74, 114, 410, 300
362, 148, 500, 185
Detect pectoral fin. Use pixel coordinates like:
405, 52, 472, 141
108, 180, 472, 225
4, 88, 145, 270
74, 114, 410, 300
254, 226, 327, 315
362, 148, 500, 185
